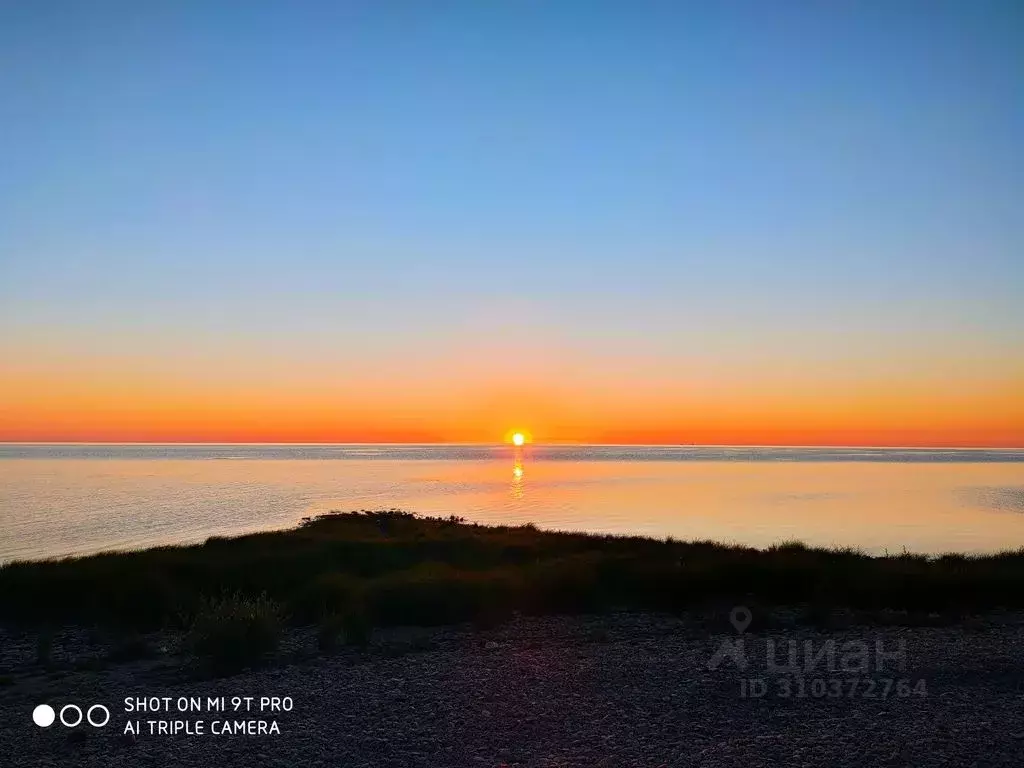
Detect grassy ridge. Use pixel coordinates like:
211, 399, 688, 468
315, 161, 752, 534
3, 509, 1024, 632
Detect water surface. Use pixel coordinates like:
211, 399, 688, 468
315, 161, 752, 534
1, 444, 1022, 561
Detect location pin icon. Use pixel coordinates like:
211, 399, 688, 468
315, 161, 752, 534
730, 606, 752, 634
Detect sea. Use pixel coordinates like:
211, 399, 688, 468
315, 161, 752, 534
1, 444, 1023, 562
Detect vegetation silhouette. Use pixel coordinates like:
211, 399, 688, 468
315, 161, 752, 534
2, 509, 1023, 637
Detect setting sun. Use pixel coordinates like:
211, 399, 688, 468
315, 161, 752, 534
504, 428, 532, 446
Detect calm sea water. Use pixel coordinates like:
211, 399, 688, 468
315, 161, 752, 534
1, 444, 1023, 562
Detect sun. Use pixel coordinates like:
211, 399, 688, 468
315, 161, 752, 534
504, 428, 532, 446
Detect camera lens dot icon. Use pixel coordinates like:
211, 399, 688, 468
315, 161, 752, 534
33, 704, 56, 728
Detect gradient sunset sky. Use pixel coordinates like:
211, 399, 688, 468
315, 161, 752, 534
1, 2, 1022, 446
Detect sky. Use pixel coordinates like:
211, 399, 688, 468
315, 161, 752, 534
1, 1, 1022, 446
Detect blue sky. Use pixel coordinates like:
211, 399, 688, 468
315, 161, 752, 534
1, 1, 1021, 444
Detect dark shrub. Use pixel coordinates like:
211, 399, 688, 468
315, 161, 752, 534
340, 610, 372, 647
317, 613, 344, 653
185, 592, 282, 675
363, 564, 516, 626
316, 608, 372, 651
107, 634, 157, 663
290, 572, 360, 623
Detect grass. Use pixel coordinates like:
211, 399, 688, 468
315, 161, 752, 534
2, 509, 1024, 637
183, 591, 283, 675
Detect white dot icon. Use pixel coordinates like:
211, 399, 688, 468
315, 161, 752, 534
33, 704, 55, 728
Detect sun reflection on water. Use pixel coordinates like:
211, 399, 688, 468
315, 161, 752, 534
511, 447, 525, 499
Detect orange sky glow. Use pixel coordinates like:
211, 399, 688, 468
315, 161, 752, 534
2, 350, 1021, 446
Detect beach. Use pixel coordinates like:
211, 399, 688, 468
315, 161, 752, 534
3, 612, 1024, 767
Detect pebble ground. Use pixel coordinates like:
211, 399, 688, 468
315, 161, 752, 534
1, 612, 1023, 767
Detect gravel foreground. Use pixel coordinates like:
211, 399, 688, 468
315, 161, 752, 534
2, 612, 1023, 768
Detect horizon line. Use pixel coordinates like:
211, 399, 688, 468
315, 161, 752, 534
1, 441, 1022, 451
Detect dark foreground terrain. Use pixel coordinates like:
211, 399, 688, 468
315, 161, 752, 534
2, 612, 1023, 767
3, 511, 1024, 766
5, 510, 1024, 635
